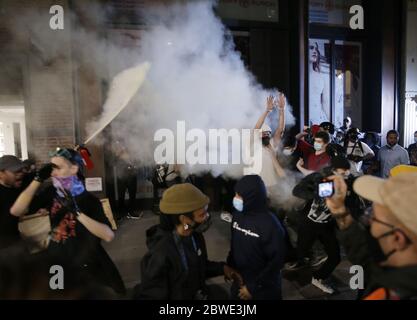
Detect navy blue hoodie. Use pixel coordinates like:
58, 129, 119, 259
227, 175, 286, 300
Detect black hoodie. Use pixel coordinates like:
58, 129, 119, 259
227, 175, 286, 300
134, 222, 225, 300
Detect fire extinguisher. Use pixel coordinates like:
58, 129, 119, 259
77, 145, 94, 170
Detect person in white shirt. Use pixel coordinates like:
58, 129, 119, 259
344, 128, 375, 176
252, 93, 287, 192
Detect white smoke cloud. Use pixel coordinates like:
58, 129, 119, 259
4, 0, 303, 209
91, 0, 296, 179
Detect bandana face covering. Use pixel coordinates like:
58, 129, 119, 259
52, 176, 85, 197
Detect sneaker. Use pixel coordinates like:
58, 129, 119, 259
310, 255, 328, 268
220, 212, 233, 223
311, 277, 335, 294
127, 211, 144, 220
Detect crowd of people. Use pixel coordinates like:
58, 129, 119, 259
1, 93, 417, 300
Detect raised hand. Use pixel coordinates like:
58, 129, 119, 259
276, 92, 286, 110
35, 163, 57, 183
325, 175, 348, 214
266, 95, 275, 112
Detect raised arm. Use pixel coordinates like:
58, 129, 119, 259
254, 95, 274, 130
296, 158, 314, 176
10, 163, 55, 217
10, 180, 42, 217
272, 93, 286, 145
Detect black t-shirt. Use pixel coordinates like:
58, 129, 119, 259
29, 185, 110, 266
0, 185, 22, 249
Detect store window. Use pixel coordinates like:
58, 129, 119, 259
308, 38, 362, 128
308, 38, 331, 126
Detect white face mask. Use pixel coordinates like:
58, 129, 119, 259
314, 142, 323, 152
283, 148, 294, 156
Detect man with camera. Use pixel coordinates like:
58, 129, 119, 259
289, 157, 363, 294
343, 128, 375, 177
326, 173, 417, 300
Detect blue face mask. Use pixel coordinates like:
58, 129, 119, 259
233, 197, 244, 212
414, 137, 417, 144
314, 142, 323, 151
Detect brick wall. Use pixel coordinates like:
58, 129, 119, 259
23, 0, 76, 163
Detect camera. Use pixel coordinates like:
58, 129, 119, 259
318, 181, 334, 198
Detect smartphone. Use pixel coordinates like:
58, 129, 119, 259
318, 181, 334, 198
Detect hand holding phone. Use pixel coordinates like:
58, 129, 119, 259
318, 181, 334, 198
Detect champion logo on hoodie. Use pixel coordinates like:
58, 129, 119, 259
232, 222, 260, 238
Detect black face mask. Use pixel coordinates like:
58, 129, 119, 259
262, 137, 271, 146
191, 213, 212, 234
366, 229, 397, 264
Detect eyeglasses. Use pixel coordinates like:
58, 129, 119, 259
363, 207, 394, 228
363, 207, 413, 244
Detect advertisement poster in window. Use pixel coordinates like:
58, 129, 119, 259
309, 39, 331, 126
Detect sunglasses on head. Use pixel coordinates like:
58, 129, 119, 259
49, 148, 72, 161
49, 148, 84, 168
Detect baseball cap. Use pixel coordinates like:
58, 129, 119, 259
390, 165, 417, 177
353, 173, 417, 235
0, 155, 25, 172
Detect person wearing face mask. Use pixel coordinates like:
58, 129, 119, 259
280, 135, 303, 172
227, 175, 286, 300
134, 183, 241, 300
326, 173, 417, 300
319, 122, 345, 158
10, 148, 125, 296
296, 131, 332, 176
377, 130, 410, 178
407, 130, 417, 166
343, 128, 375, 177
250, 93, 287, 191
289, 157, 363, 294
